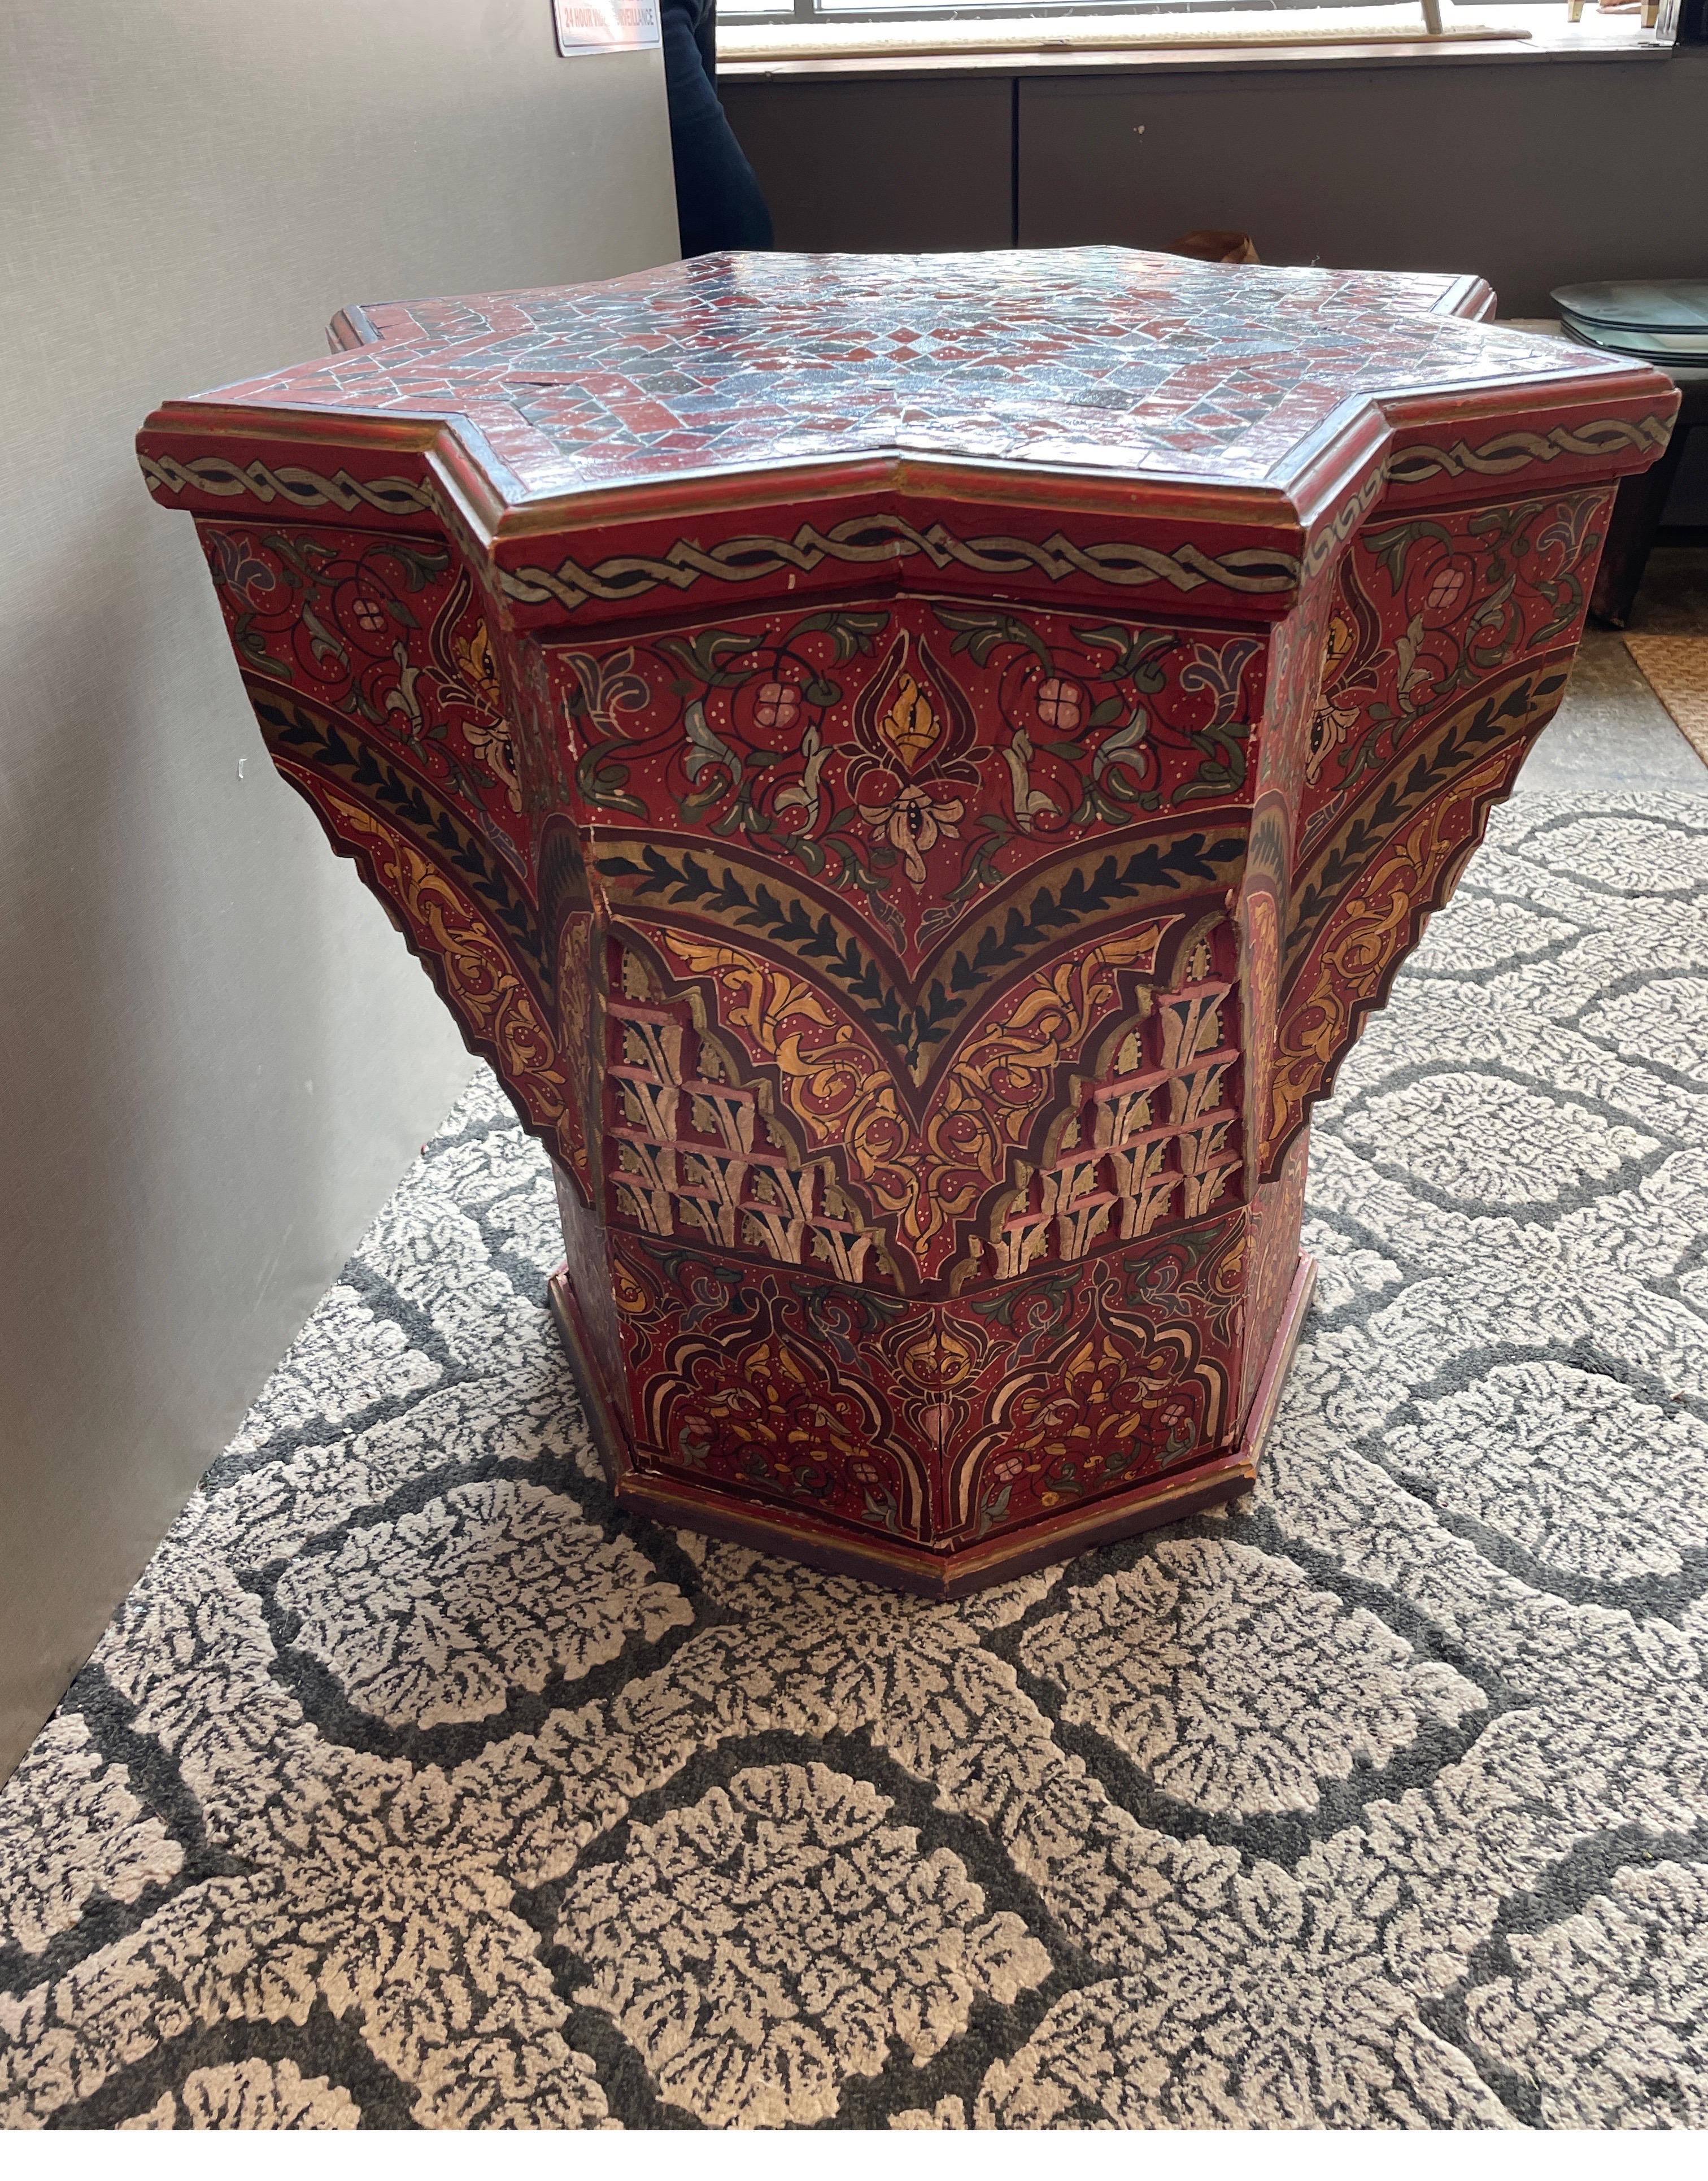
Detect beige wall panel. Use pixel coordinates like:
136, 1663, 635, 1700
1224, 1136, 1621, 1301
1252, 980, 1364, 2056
0, 1, 678, 1777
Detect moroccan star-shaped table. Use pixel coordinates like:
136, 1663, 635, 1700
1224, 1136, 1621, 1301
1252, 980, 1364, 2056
140, 249, 1675, 1596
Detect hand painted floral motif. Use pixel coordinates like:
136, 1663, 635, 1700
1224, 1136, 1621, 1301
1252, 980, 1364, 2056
295, 780, 581, 1179
957, 1303, 1216, 1528
645, 1282, 931, 1538
935, 1216, 1245, 1540
554, 603, 1264, 967
848, 628, 978, 884
611, 1205, 1250, 1548
202, 523, 527, 868
1269, 733, 1528, 1166
1297, 490, 1610, 856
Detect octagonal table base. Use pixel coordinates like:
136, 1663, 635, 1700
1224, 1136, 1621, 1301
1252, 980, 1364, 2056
544, 1073, 1319, 1596
548, 1246, 1315, 1596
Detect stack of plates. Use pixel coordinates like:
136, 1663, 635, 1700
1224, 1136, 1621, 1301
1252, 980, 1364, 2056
1550, 281, 1708, 366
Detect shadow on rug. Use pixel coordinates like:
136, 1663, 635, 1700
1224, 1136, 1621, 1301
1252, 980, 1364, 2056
4, 789, 1708, 2130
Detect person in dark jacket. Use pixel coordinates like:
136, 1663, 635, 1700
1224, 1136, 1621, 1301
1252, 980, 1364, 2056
661, 0, 774, 255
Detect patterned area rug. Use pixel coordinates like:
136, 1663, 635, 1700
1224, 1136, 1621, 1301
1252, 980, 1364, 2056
4, 789, 1708, 2132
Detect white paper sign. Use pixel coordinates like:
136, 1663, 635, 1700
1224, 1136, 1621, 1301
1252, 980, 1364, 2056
553, 0, 662, 55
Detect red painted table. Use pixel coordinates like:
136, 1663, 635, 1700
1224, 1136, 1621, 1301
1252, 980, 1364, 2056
140, 250, 1675, 1596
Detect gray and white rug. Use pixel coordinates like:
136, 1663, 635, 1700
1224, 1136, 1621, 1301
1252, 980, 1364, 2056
4, 789, 1708, 2131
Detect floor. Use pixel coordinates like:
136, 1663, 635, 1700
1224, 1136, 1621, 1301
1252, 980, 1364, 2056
1520, 547, 1708, 795
5, 786, 1707, 2129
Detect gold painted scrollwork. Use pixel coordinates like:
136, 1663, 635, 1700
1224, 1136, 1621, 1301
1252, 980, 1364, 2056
1266, 743, 1516, 1163
297, 775, 580, 1173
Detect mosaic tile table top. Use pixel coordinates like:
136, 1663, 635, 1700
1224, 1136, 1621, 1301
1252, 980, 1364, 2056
138, 248, 1677, 1594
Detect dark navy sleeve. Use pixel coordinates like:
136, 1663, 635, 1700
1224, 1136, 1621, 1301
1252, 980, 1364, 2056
660, 0, 774, 256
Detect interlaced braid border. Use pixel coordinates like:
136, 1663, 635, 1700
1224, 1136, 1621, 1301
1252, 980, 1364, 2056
497, 513, 1302, 613
1385, 415, 1671, 487
140, 450, 446, 520
142, 410, 1671, 618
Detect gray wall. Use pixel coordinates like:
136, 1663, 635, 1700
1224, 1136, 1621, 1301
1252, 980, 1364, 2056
726, 51, 1708, 315
0, 2, 678, 1779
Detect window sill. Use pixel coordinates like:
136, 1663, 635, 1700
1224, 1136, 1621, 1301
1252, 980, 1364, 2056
718, 13, 1676, 81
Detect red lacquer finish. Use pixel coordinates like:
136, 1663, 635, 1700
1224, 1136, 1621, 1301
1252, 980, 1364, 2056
140, 250, 1676, 1595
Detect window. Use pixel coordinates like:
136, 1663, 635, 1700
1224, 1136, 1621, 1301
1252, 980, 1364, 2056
714, 0, 1674, 64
